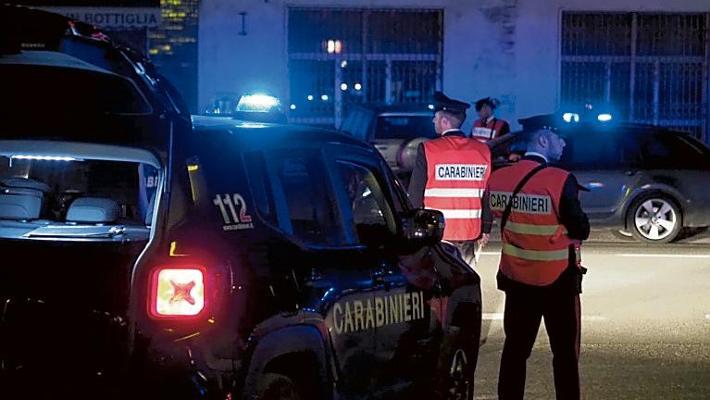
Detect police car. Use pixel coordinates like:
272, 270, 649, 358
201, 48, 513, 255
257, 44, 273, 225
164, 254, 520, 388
127, 115, 483, 399
1, 8, 482, 399
0, 114, 483, 399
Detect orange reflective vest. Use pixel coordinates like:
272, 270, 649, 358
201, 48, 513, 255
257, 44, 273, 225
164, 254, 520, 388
423, 135, 491, 241
488, 159, 575, 286
471, 118, 508, 142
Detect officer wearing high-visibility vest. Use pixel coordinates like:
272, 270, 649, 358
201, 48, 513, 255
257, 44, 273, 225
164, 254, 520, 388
471, 97, 511, 142
408, 91, 492, 265
487, 122, 589, 400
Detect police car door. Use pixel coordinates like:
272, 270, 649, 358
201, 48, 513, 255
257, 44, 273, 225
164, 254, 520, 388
261, 147, 378, 399
330, 148, 438, 398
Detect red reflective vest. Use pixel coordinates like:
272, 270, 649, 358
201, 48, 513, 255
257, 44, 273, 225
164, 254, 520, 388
471, 117, 509, 142
488, 159, 575, 286
423, 135, 491, 241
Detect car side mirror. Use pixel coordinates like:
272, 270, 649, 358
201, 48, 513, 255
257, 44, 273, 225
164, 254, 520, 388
400, 208, 445, 246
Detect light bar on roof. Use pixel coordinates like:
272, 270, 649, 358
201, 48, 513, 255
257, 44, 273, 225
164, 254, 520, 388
236, 94, 280, 112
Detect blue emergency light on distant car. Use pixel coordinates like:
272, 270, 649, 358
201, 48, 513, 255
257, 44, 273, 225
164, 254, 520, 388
597, 113, 613, 122
562, 112, 580, 123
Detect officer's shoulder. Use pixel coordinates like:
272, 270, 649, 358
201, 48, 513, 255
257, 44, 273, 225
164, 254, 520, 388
468, 138, 491, 151
544, 165, 574, 178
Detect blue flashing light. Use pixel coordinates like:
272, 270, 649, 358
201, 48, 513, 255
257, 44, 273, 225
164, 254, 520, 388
562, 112, 580, 123
597, 113, 613, 122
236, 94, 280, 112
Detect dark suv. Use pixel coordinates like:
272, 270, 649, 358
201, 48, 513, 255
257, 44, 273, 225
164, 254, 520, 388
0, 112, 483, 399
128, 116, 482, 399
1, 11, 482, 397
490, 119, 710, 243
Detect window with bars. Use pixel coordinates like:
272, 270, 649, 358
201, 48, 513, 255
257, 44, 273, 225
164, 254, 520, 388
561, 12, 709, 140
287, 8, 443, 127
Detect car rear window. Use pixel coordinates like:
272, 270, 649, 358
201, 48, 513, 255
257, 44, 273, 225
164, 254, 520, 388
558, 129, 641, 170
0, 155, 157, 227
640, 132, 710, 170
3, 64, 152, 115
374, 115, 436, 140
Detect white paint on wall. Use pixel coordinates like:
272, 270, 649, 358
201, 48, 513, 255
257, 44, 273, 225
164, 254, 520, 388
199, 0, 710, 130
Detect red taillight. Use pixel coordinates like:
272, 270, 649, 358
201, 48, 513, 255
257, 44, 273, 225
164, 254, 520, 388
149, 267, 206, 319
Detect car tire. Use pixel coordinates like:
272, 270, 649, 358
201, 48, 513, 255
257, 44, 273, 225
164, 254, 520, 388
626, 193, 682, 243
436, 326, 478, 400
256, 373, 302, 400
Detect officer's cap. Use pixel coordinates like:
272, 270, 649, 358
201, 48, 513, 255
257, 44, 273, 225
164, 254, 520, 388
475, 97, 499, 111
517, 114, 560, 132
433, 91, 470, 114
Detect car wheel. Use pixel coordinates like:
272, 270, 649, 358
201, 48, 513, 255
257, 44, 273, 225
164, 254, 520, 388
440, 327, 478, 400
626, 194, 682, 243
256, 373, 301, 400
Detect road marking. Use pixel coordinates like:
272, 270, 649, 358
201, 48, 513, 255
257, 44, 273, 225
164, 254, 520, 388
483, 313, 504, 320
705, 314, 710, 320
617, 254, 710, 259
483, 313, 607, 321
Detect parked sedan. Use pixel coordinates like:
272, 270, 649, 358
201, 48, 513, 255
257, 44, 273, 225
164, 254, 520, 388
490, 121, 710, 243
339, 104, 437, 184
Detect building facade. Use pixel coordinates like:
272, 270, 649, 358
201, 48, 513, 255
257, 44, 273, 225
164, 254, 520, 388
28, 0, 161, 53
149, 0, 200, 112
199, 0, 710, 140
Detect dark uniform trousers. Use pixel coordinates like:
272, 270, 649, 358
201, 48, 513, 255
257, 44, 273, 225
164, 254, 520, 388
498, 277, 581, 400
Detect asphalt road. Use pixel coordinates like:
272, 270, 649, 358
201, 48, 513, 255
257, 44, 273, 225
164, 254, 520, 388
473, 231, 710, 399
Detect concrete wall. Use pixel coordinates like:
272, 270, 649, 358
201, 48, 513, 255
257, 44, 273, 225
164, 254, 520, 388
199, 0, 710, 131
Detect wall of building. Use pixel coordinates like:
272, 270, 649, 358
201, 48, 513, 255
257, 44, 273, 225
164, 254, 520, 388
199, 0, 709, 130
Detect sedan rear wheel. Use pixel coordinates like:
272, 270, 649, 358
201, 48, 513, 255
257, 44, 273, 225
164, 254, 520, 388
627, 195, 681, 243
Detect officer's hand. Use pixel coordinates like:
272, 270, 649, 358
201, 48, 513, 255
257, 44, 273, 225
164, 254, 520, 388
478, 233, 490, 248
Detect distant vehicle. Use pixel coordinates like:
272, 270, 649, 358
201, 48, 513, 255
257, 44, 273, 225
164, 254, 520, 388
339, 104, 437, 183
489, 115, 710, 243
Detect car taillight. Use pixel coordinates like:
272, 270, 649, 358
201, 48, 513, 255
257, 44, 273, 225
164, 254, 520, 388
149, 267, 206, 319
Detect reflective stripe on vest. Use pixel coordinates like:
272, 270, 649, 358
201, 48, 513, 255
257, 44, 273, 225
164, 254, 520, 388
423, 136, 491, 241
424, 188, 484, 198
472, 118, 505, 142
505, 221, 566, 236
472, 126, 494, 140
502, 243, 569, 261
438, 209, 482, 219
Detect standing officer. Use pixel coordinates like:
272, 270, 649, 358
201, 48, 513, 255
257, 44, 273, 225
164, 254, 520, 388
471, 97, 511, 142
408, 91, 492, 266
487, 123, 590, 400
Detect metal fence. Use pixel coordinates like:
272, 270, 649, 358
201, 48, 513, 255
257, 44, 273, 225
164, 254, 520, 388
561, 12, 709, 141
287, 8, 443, 127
